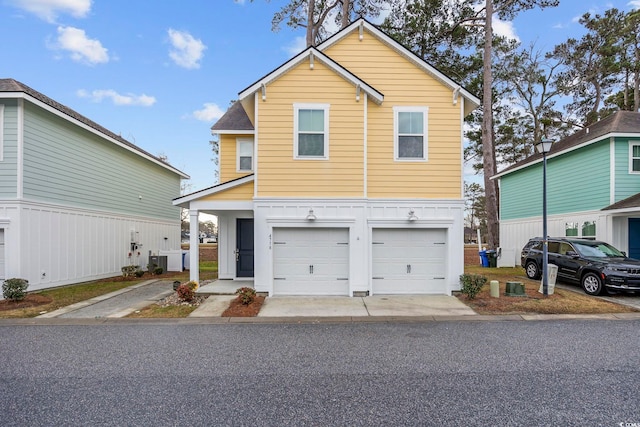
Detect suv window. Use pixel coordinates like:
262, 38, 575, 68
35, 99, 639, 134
558, 242, 574, 255
548, 241, 560, 254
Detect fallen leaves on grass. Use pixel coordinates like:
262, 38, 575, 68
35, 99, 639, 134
457, 282, 638, 315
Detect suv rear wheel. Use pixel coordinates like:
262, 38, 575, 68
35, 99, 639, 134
582, 272, 605, 296
525, 260, 541, 280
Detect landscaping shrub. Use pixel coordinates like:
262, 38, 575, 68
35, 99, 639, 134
153, 267, 164, 275
176, 284, 195, 302
121, 265, 139, 277
459, 273, 487, 300
2, 278, 29, 301
134, 269, 145, 278
184, 281, 198, 291
236, 287, 256, 305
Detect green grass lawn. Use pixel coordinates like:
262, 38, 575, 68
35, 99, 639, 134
0, 262, 218, 318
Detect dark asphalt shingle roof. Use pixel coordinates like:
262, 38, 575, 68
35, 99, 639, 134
496, 111, 640, 177
211, 100, 254, 132
0, 78, 186, 177
602, 192, 640, 210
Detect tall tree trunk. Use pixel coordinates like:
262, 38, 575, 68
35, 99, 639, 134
306, 0, 316, 47
482, 0, 499, 249
341, 0, 350, 28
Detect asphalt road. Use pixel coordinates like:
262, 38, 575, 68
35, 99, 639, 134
1, 319, 639, 426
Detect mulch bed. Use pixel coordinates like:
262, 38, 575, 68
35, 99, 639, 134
0, 294, 53, 311
222, 296, 265, 317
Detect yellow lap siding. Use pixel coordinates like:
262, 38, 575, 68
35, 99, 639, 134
219, 134, 255, 183
201, 180, 254, 201
324, 30, 463, 199
256, 59, 365, 198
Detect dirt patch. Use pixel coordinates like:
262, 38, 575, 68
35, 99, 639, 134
456, 277, 638, 315
181, 244, 218, 262
0, 294, 53, 311
464, 245, 483, 266
222, 296, 265, 317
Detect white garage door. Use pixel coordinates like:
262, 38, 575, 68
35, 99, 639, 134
372, 228, 447, 294
273, 228, 349, 295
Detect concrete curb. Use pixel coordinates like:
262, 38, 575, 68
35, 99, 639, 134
4, 311, 640, 326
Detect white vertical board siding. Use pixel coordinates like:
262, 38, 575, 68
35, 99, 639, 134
17, 201, 180, 291
0, 229, 5, 280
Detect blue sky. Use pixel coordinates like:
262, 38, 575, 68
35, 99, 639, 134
1, 0, 639, 192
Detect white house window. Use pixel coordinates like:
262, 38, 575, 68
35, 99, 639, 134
236, 138, 254, 172
582, 221, 596, 237
294, 103, 329, 159
565, 222, 579, 237
394, 106, 428, 161
629, 142, 640, 173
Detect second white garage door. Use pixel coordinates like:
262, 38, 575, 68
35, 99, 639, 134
273, 228, 349, 295
372, 228, 447, 294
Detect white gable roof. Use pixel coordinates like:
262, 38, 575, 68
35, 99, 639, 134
238, 46, 384, 104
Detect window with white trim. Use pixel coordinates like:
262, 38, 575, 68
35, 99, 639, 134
394, 106, 428, 161
236, 138, 254, 172
294, 103, 329, 159
629, 142, 640, 173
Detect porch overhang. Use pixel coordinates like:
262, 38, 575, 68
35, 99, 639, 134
173, 175, 255, 211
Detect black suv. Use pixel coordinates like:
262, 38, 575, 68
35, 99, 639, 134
520, 237, 640, 295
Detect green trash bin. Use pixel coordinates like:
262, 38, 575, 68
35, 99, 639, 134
486, 250, 497, 268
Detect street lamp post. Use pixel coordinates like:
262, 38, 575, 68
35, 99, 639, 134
535, 139, 554, 296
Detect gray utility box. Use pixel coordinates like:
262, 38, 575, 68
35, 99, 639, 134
148, 255, 167, 273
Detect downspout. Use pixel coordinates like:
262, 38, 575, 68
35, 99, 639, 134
363, 93, 368, 197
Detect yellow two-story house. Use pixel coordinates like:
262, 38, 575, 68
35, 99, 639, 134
174, 19, 479, 296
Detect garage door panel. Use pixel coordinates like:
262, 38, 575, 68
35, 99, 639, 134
273, 228, 349, 296
372, 228, 447, 295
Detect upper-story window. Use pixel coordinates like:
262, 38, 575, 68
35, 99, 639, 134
236, 138, 254, 172
394, 106, 428, 161
629, 142, 640, 173
294, 103, 329, 159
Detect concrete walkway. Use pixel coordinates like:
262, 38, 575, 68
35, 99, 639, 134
37, 280, 174, 319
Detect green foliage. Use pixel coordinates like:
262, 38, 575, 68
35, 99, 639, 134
121, 265, 139, 277
153, 267, 164, 275
235, 287, 256, 305
134, 269, 145, 278
459, 274, 487, 300
176, 284, 195, 302
2, 278, 29, 301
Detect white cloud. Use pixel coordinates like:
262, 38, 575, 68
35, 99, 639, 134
77, 89, 156, 106
8, 0, 91, 23
283, 36, 307, 56
233, 0, 246, 4
629, 0, 640, 9
493, 18, 519, 42
167, 29, 206, 69
52, 26, 109, 65
193, 103, 225, 122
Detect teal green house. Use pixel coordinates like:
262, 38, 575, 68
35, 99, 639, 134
493, 111, 640, 266
0, 79, 189, 291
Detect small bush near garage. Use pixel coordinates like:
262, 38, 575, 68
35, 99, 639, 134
176, 284, 195, 302
2, 278, 29, 301
459, 274, 487, 300
236, 287, 256, 305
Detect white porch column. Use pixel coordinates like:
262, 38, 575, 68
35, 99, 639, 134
189, 209, 200, 283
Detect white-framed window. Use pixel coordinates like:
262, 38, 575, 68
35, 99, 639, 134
629, 142, 640, 173
394, 106, 428, 161
582, 221, 596, 237
236, 138, 254, 172
294, 103, 329, 159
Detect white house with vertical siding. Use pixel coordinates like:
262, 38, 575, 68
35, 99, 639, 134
0, 79, 189, 292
